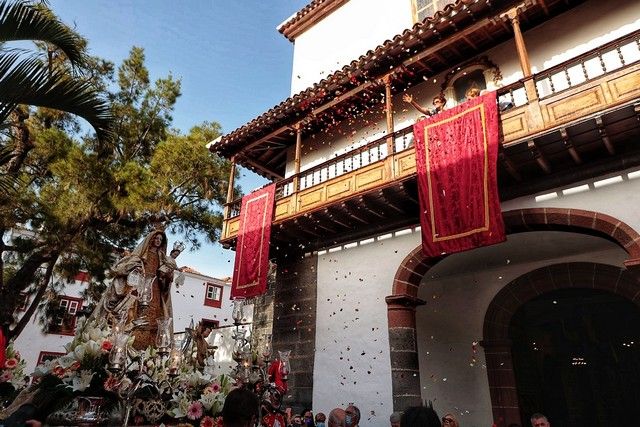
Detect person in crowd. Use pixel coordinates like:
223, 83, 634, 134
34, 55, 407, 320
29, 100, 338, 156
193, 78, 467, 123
315, 412, 327, 427
328, 408, 345, 427
441, 413, 459, 427
390, 411, 402, 427
345, 404, 360, 427
530, 413, 550, 427
403, 93, 447, 116
291, 414, 303, 427
303, 409, 315, 427
222, 388, 260, 427
400, 403, 441, 427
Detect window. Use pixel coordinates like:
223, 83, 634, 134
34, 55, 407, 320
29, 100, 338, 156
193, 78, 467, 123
37, 351, 65, 365
204, 283, 223, 308
413, 0, 453, 23
48, 296, 83, 335
17, 292, 29, 311
201, 319, 219, 331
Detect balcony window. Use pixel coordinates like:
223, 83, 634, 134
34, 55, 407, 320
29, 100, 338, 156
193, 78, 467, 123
48, 296, 82, 335
204, 283, 223, 308
200, 318, 220, 331
37, 351, 65, 365
413, 0, 453, 23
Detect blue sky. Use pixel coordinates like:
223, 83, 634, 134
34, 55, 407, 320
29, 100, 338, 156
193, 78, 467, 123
49, 0, 309, 278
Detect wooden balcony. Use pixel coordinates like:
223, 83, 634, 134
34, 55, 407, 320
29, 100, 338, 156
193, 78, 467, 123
221, 30, 640, 251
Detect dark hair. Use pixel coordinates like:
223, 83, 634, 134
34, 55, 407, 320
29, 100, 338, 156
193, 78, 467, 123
400, 404, 440, 427
223, 388, 259, 427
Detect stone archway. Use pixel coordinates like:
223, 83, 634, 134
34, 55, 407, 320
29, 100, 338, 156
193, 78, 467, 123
483, 262, 640, 426
385, 208, 640, 412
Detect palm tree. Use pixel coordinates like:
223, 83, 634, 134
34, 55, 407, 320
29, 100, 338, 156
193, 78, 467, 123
0, 0, 112, 141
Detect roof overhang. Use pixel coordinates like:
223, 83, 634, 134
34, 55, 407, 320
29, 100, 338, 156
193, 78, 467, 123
211, 0, 585, 179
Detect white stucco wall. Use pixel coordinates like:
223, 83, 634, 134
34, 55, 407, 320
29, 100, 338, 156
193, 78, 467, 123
313, 228, 421, 426
313, 164, 640, 425
287, 0, 640, 174
416, 233, 626, 427
290, 0, 413, 94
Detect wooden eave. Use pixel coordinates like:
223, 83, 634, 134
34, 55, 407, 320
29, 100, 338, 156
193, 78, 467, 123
211, 0, 585, 179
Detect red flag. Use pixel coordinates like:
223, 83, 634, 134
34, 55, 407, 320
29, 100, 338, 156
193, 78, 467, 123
413, 91, 505, 257
231, 184, 276, 299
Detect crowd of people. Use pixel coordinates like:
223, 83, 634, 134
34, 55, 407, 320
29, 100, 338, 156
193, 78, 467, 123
221, 388, 553, 427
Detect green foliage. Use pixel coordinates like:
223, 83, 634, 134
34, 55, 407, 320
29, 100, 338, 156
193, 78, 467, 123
0, 10, 235, 340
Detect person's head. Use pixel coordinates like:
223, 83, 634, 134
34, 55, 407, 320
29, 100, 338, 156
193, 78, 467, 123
530, 413, 550, 427
293, 414, 303, 426
345, 405, 360, 427
303, 409, 315, 427
465, 87, 480, 100
222, 388, 259, 427
400, 404, 440, 427
151, 232, 164, 248
432, 94, 447, 111
328, 408, 345, 427
390, 411, 402, 427
441, 413, 459, 427
316, 412, 327, 427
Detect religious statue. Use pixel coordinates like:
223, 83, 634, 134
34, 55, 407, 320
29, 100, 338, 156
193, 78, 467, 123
89, 229, 183, 350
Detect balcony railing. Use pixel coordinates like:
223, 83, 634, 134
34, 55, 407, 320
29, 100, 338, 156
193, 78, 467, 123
535, 31, 640, 99
222, 30, 640, 234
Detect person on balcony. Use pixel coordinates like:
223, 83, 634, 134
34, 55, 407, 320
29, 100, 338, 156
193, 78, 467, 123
403, 93, 447, 117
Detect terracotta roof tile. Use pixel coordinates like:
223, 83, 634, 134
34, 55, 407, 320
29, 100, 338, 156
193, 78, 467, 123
212, 0, 499, 157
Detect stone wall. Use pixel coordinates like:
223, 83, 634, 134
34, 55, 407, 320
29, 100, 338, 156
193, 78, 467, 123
271, 254, 318, 413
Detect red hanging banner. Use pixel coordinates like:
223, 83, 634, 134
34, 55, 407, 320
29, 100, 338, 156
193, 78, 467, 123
413, 91, 505, 257
231, 183, 276, 299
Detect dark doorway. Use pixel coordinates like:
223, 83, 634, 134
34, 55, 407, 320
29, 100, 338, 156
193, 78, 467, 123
509, 288, 640, 427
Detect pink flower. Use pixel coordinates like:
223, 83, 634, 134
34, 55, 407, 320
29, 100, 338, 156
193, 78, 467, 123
187, 401, 204, 420
210, 382, 221, 393
0, 371, 12, 382
200, 416, 215, 427
69, 361, 81, 371
4, 358, 17, 369
101, 340, 113, 352
53, 366, 65, 378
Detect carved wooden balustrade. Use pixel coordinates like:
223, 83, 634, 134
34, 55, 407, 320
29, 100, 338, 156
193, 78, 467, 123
221, 30, 640, 243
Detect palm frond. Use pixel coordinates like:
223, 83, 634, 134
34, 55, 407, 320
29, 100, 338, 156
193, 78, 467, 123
0, 141, 18, 193
0, 52, 113, 140
0, 0, 84, 65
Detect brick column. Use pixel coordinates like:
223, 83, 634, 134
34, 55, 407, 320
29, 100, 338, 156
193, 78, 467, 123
271, 254, 318, 413
480, 340, 521, 427
386, 294, 426, 411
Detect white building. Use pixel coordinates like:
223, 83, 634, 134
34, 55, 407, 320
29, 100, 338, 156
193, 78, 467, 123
212, 0, 640, 426
11, 262, 243, 376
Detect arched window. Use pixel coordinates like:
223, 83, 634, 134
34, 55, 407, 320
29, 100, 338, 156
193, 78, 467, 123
440, 56, 503, 106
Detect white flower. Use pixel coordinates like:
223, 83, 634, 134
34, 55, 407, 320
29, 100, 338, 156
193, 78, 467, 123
58, 354, 77, 369
71, 370, 94, 392
199, 393, 216, 411
34, 360, 53, 377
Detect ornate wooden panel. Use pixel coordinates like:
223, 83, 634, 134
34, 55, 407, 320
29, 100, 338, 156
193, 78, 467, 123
326, 178, 352, 199
298, 187, 325, 210
501, 108, 529, 143
354, 163, 386, 191
225, 217, 240, 239
396, 149, 416, 177
274, 197, 293, 220
608, 67, 640, 101
544, 86, 606, 124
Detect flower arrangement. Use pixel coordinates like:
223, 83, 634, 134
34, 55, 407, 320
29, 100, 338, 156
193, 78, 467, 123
28, 319, 231, 425
0, 341, 28, 409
